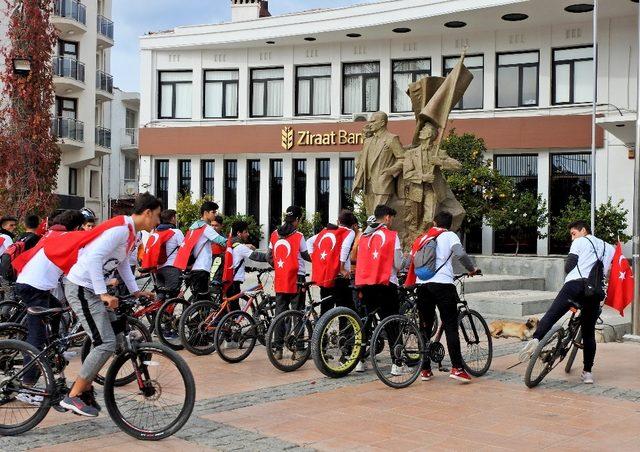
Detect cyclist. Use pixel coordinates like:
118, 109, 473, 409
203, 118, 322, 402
80, 208, 97, 231
407, 211, 480, 383
60, 193, 160, 416
146, 209, 184, 300
17, 215, 44, 251
519, 220, 614, 384
0, 215, 17, 253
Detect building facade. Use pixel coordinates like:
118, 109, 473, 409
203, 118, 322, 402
138, 0, 638, 253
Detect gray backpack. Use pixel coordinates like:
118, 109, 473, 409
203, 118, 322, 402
414, 237, 452, 281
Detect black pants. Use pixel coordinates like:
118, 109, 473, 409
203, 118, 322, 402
416, 283, 463, 370
273, 275, 306, 349
156, 266, 181, 300
533, 280, 599, 372
190, 270, 210, 300
226, 281, 242, 312
360, 284, 400, 361
319, 277, 354, 316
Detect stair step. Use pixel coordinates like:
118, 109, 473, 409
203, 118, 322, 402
463, 274, 546, 293
465, 289, 557, 317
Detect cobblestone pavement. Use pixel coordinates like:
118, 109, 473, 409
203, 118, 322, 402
2, 338, 640, 451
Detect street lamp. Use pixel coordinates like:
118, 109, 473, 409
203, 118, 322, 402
12, 57, 31, 76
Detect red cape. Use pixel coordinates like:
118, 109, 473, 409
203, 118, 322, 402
141, 229, 176, 271
311, 227, 351, 288
404, 227, 447, 287
355, 227, 397, 286
271, 230, 302, 294
174, 226, 206, 271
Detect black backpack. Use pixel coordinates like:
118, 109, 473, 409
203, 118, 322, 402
578, 237, 606, 301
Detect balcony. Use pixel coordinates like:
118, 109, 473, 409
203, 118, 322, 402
51, 116, 84, 150
53, 56, 85, 95
95, 126, 111, 154
97, 15, 114, 48
121, 128, 138, 150
96, 70, 114, 101
52, 0, 87, 36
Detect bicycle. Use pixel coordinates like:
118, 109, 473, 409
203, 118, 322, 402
370, 273, 493, 389
153, 272, 201, 350
0, 295, 196, 440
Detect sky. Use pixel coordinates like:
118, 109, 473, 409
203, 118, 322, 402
112, 0, 374, 93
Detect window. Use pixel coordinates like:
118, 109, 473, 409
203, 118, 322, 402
224, 160, 237, 215
178, 160, 191, 196
343, 62, 380, 114
247, 160, 261, 221
292, 159, 306, 209
269, 159, 283, 234
158, 71, 192, 119
125, 109, 136, 129
56, 97, 77, 119
203, 70, 239, 118
155, 160, 169, 208
68, 168, 78, 196
58, 39, 78, 58
496, 51, 539, 108
201, 160, 215, 198
392, 59, 431, 112
89, 170, 100, 199
316, 159, 330, 227
444, 55, 484, 110
296, 65, 331, 116
552, 46, 593, 105
250, 68, 284, 117
340, 158, 355, 211
124, 157, 137, 181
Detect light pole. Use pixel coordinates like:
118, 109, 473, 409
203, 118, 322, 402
633, 2, 640, 336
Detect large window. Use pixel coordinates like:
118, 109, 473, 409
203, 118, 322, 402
68, 168, 78, 196
124, 157, 136, 181
269, 159, 283, 234
340, 158, 355, 211
444, 55, 484, 110
496, 51, 539, 108
316, 159, 330, 227
203, 70, 239, 118
292, 159, 306, 209
224, 160, 237, 215
155, 160, 169, 208
552, 46, 593, 105
296, 65, 331, 116
247, 160, 260, 222
89, 170, 100, 199
158, 71, 192, 119
343, 62, 380, 114
251, 68, 284, 117
178, 159, 191, 196
201, 160, 215, 198
392, 59, 431, 113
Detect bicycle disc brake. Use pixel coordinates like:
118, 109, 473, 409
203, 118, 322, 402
428, 341, 445, 364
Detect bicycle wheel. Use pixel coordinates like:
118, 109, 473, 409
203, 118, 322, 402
266, 310, 313, 372
0, 322, 27, 341
311, 307, 364, 378
564, 328, 582, 374
524, 324, 564, 388
458, 309, 492, 377
104, 342, 195, 441
0, 339, 54, 436
80, 317, 152, 386
370, 315, 424, 389
154, 298, 189, 351
214, 310, 258, 363
256, 296, 276, 346
179, 300, 219, 356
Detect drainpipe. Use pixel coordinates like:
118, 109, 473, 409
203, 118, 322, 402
590, 0, 598, 234
632, 2, 640, 336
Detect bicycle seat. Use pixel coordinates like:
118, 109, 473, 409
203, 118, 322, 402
27, 306, 71, 317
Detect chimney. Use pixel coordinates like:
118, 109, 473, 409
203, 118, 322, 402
231, 0, 271, 22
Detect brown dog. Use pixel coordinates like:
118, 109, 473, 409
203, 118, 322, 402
489, 317, 539, 341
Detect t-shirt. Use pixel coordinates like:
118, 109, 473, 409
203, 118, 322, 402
232, 243, 254, 282
0, 234, 13, 255
159, 228, 185, 269
269, 232, 309, 276
16, 248, 63, 291
192, 225, 225, 272
417, 230, 459, 285
565, 235, 615, 283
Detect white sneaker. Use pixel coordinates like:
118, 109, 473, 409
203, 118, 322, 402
16, 393, 43, 406
581, 371, 594, 384
391, 364, 410, 376
355, 360, 366, 372
518, 339, 539, 362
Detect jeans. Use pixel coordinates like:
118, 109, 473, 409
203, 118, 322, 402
226, 281, 242, 312
156, 266, 181, 300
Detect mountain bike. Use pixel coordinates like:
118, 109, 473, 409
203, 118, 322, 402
154, 272, 201, 350
0, 295, 195, 440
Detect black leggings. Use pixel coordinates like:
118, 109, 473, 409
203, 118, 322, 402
533, 280, 599, 372
319, 277, 354, 316
360, 284, 400, 361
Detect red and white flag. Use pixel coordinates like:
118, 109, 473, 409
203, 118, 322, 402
221, 233, 234, 292
605, 242, 634, 316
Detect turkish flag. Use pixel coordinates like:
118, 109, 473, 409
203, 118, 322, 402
404, 227, 447, 287
311, 227, 352, 288
141, 229, 175, 271
173, 226, 206, 271
221, 233, 235, 292
355, 227, 397, 287
271, 230, 302, 294
605, 242, 634, 316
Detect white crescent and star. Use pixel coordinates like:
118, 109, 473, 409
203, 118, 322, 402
318, 232, 337, 252
366, 230, 387, 259
147, 232, 160, 249
274, 239, 292, 259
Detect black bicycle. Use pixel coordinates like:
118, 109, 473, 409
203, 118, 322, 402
0, 295, 195, 440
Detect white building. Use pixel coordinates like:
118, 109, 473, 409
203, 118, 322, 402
138, 0, 637, 253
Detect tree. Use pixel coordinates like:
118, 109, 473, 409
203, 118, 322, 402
0, 0, 60, 217
222, 214, 263, 246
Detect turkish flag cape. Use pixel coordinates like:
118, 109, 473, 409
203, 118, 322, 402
141, 229, 176, 272
221, 234, 235, 292
271, 230, 302, 294
173, 226, 206, 271
312, 227, 351, 288
404, 227, 447, 287
605, 242, 634, 316
355, 227, 397, 286
211, 242, 225, 255
0, 236, 5, 248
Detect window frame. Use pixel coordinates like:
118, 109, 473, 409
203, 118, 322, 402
551, 45, 594, 106
316, 158, 331, 226
269, 159, 283, 235
246, 159, 261, 221
223, 159, 238, 215
177, 159, 191, 197
391, 58, 432, 113
200, 160, 215, 198
342, 61, 381, 115
339, 158, 355, 210
292, 158, 307, 209
443, 54, 484, 110
202, 69, 239, 119
155, 159, 169, 208
295, 64, 332, 117
157, 70, 193, 119
58, 39, 79, 58
495, 50, 540, 108
56, 96, 77, 118
68, 167, 78, 196
250, 66, 284, 118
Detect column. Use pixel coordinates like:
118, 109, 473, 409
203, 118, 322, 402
214, 156, 225, 208
379, 40, 392, 113
282, 155, 293, 210
192, 51, 203, 121
191, 156, 201, 200
331, 45, 342, 118
238, 50, 249, 119
236, 158, 247, 215
259, 157, 270, 249
139, 156, 152, 194
167, 158, 178, 209
537, 152, 550, 256
329, 155, 340, 223
282, 49, 295, 118
481, 150, 494, 254
306, 157, 317, 221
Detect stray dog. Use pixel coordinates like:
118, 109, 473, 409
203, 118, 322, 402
489, 317, 539, 341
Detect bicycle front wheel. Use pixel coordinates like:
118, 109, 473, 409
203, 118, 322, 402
154, 298, 189, 351
524, 324, 564, 388
266, 310, 313, 372
564, 328, 582, 374
214, 310, 258, 363
179, 300, 220, 356
104, 342, 195, 441
458, 309, 492, 377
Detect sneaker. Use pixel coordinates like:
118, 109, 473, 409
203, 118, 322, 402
355, 360, 366, 372
420, 369, 433, 381
449, 368, 472, 383
391, 364, 410, 376
581, 371, 594, 384
518, 338, 539, 362
59, 395, 99, 417
16, 393, 43, 406
273, 349, 283, 360
80, 386, 101, 412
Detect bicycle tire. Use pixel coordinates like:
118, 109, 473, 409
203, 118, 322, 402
266, 310, 313, 372
564, 328, 582, 374
103, 342, 195, 441
524, 324, 564, 388
370, 315, 424, 389
214, 310, 258, 363
311, 306, 364, 378
0, 322, 27, 341
458, 309, 492, 377
0, 339, 54, 436
154, 298, 189, 351
179, 300, 220, 356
